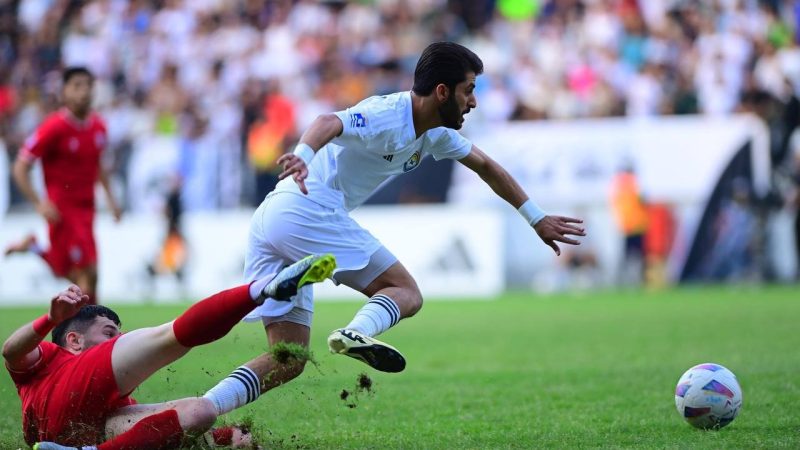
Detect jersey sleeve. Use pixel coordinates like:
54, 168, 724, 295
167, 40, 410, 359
331, 96, 398, 149
427, 128, 473, 161
19, 117, 60, 162
5, 341, 60, 385
332, 105, 377, 147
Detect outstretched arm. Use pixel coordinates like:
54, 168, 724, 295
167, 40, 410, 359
458, 145, 585, 255
276, 113, 344, 194
2, 286, 88, 371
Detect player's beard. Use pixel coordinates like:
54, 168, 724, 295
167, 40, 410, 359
67, 99, 92, 118
438, 94, 464, 130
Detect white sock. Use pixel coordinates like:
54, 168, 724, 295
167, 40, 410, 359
203, 366, 261, 415
345, 294, 401, 337
248, 275, 273, 305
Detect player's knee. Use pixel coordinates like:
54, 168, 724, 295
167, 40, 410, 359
280, 358, 308, 381
403, 289, 424, 317
178, 398, 218, 434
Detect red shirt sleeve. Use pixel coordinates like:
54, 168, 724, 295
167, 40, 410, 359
19, 116, 60, 162
5, 341, 61, 385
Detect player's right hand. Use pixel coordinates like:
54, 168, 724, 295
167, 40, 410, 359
36, 200, 61, 223
49, 285, 89, 323
276, 154, 309, 194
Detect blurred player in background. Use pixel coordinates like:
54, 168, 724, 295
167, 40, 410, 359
4, 67, 122, 305
202, 42, 585, 416
2, 254, 334, 450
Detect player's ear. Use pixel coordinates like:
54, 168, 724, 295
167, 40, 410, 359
435, 84, 449, 103
64, 331, 84, 353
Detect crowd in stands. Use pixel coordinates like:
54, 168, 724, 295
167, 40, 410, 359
0, 0, 798, 212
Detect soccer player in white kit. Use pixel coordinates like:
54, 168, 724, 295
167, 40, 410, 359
201, 42, 585, 415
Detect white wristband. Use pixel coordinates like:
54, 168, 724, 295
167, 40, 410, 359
518, 199, 546, 226
292, 143, 315, 166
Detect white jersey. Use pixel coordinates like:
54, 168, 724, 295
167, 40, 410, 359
272, 91, 473, 211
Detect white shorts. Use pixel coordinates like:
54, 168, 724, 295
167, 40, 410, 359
243, 192, 397, 325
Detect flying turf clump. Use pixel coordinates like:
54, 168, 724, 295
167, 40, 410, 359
340, 373, 375, 409
269, 342, 315, 365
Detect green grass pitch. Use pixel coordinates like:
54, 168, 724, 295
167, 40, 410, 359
0, 286, 798, 449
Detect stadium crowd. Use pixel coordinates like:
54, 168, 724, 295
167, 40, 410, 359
0, 0, 799, 212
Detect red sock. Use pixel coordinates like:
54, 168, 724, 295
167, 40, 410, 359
97, 409, 183, 450
172, 285, 255, 347
211, 427, 234, 445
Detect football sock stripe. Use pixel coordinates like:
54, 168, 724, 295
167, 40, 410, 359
372, 295, 400, 325
369, 298, 398, 325
370, 295, 400, 326
203, 366, 261, 414
229, 372, 255, 403
344, 294, 402, 336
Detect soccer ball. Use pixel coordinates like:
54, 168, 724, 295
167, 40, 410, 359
674, 363, 743, 429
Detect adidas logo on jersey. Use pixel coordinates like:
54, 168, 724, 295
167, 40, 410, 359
383, 154, 394, 162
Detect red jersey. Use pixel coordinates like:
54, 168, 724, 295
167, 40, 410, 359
20, 108, 107, 210
6, 338, 135, 446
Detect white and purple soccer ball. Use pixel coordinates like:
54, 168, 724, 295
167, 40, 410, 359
674, 363, 743, 430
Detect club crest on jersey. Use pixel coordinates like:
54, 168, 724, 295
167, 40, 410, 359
350, 113, 367, 128
69, 138, 79, 152
403, 151, 421, 172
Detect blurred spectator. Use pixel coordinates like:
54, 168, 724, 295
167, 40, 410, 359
178, 104, 219, 211
147, 64, 187, 136
146, 183, 187, 293
789, 142, 800, 280
246, 81, 297, 205
610, 164, 648, 285
703, 178, 758, 281
644, 202, 676, 289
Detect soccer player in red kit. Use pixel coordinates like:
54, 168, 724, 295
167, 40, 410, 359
5, 67, 121, 305
2, 254, 335, 450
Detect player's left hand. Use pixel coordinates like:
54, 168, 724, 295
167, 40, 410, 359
533, 215, 585, 256
48, 285, 90, 324
276, 154, 309, 194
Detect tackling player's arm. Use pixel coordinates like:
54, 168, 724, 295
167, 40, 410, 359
12, 154, 60, 223
276, 113, 344, 194
458, 145, 585, 255
2, 286, 88, 371
14, 122, 61, 223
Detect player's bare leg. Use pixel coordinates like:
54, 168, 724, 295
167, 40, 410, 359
105, 399, 216, 439
328, 261, 420, 372
35, 398, 255, 450
202, 321, 311, 416
104, 400, 256, 448
250, 321, 311, 391
4, 233, 38, 256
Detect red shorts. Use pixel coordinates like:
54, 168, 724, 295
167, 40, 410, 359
42, 207, 96, 277
20, 336, 135, 446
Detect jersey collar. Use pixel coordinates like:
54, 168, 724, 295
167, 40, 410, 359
60, 108, 92, 129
